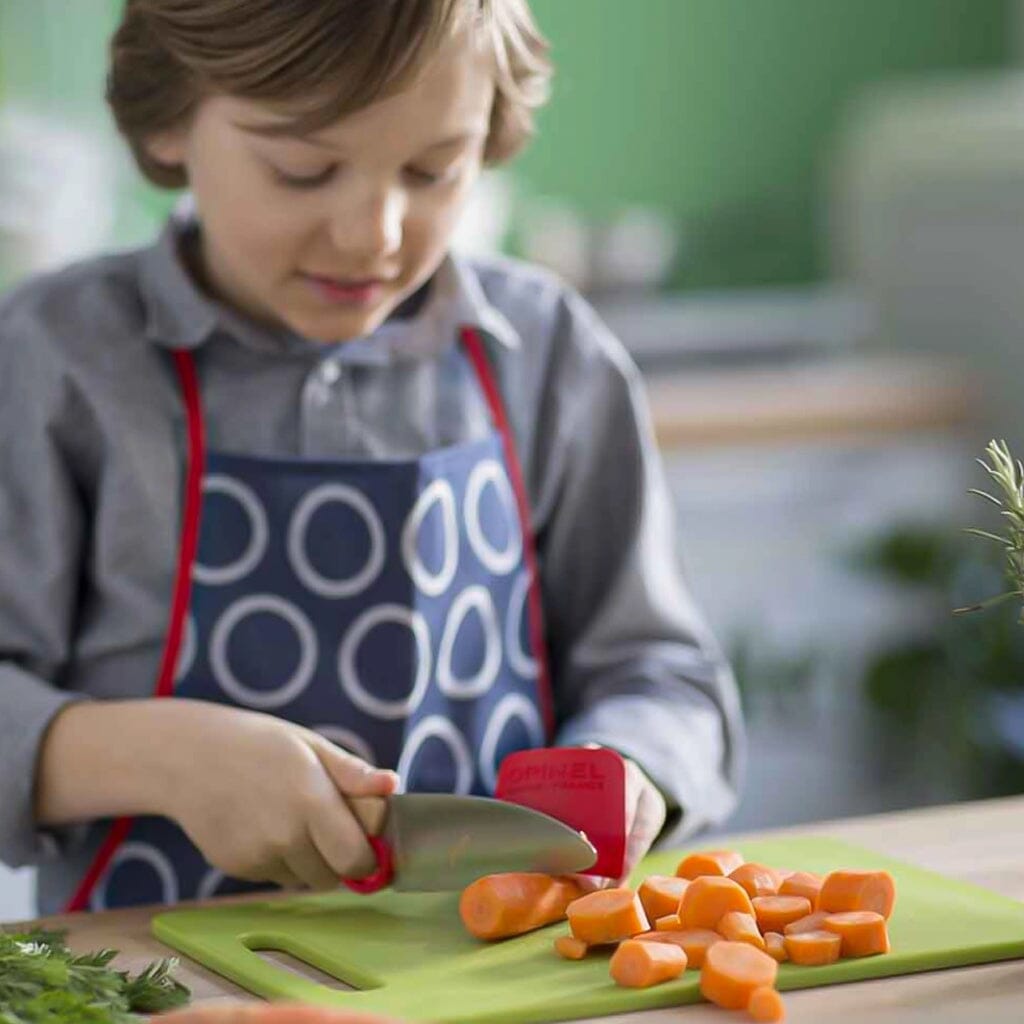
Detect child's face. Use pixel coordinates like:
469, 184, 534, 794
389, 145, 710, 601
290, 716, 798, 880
149, 32, 495, 342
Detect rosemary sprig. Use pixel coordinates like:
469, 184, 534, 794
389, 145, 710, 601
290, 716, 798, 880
954, 439, 1024, 625
0, 927, 190, 1023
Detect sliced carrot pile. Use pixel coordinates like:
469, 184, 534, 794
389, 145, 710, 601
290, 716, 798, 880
748, 985, 786, 1022
729, 863, 782, 899
638, 875, 690, 921
459, 873, 582, 940
610, 938, 688, 988
779, 870, 823, 907
682, 876, 755, 930
823, 911, 890, 957
818, 870, 896, 920
554, 935, 589, 960
676, 849, 744, 880
567, 887, 649, 945
700, 940, 778, 1010
764, 932, 788, 963
783, 929, 842, 966
655, 913, 682, 931
635, 927, 722, 968
717, 911, 766, 951
751, 895, 812, 934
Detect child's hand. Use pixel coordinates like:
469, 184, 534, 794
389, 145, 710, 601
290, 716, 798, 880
574, 754, 667, 892
164, 701, 399, 890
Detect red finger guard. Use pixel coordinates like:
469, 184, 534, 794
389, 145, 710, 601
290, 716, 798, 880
495, 747, 627, 878
341, 835, 394, 894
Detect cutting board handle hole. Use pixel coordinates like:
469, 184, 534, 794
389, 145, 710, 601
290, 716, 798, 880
249, 946, 362, 992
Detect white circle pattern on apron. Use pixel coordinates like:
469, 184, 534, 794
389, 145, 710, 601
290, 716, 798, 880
505, 569, 539, 679
401, 478, 459, 597
396, 714, 474, 795
90, 842, 179, 911
192, 475, 269, 585
210, 594, 318, 709
338, 604, 432, 720
465, 459, 522, 575
479, 692, 546, 793
288, 483, 386, 599
437, 584, 503, 699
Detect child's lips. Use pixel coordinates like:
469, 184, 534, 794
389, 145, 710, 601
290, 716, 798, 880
303, 272, 389, 307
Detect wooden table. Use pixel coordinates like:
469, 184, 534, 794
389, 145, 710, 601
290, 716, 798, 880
11, 796, 1024, 1023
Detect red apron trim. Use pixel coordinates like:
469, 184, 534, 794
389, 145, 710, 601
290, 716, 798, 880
461, 327, 555, 740
64, 350, 206, 912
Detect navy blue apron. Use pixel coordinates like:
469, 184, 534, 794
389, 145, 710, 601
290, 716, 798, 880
67, 328, 553, 911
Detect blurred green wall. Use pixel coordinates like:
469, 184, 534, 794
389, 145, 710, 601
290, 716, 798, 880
518, 0, 1014, 288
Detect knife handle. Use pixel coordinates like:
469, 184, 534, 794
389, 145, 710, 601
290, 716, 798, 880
347, 795, 388, 836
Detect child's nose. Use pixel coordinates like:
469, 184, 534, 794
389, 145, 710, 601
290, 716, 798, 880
330, 187, 405, 260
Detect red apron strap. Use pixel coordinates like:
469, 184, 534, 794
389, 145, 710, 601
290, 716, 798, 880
460, 327, 555, 741
64, 349, 206, 912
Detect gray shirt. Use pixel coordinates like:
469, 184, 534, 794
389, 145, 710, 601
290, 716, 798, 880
0, 211, 744, 914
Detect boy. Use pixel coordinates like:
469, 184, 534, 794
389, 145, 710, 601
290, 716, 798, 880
0, 0, 743, 914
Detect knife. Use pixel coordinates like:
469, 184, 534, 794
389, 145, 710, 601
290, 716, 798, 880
341, 794, 597, 893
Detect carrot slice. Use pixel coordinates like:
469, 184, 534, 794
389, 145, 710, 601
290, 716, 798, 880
682, 876, 755, 930
554, 935, 589, 960
729, 863, 782, 898
610, 938, 688, 988
676, 849, 745, 880
823, 911, 890, 957
655, 913, 682, 931
638, 875, 690, 921
748, 985, 786, 1022
700, 941, 778, 1010
783, 929, 842, 966
818, 870, 896, 920
764, 932, 788, 963
751, 896, 812, 934
567, 887, 649, 944
635, 928, 721, 968
460, 873, 583, 940
783, 911, 830, 936
718, 911, 767, 951
779, 871, 823, 907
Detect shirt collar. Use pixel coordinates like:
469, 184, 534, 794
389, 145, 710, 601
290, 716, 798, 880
139, 199, 522, 362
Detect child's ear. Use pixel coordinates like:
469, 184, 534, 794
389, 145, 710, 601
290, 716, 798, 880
144, 126, 188, 172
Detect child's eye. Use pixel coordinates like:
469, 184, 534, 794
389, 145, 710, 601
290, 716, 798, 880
273, 165, 337, 190
404, 166, 451, 187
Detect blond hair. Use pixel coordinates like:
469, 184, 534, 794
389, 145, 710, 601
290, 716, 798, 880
107, 0, 552, 189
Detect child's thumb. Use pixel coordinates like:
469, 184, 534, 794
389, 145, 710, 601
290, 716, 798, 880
313, 739, 400, 797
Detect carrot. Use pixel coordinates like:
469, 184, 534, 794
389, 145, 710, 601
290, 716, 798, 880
567, 887, 649, 944
635, 928, 722, 968
764, 932, 788, 963
748, 986, 786, 1022
779, 871, 823, 907
554, 935, 589, 960
751, 895, 812, 934
459, 873, 583, 941
783, 929, 842, 966
610, 938, 688, 988
676, 849, 745, 880
681, 876, 755, 930
717, 911, 766, 951
699, 941, 778, 1010
655, 913, 682, 931
818, 870, 896, 920
729, 863, 782, 899
638, 875, 689, 921
783, 911, 830, 936
157, 1008, 403, 1023
823, 911, 891, 957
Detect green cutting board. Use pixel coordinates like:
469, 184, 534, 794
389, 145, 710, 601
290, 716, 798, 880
152, 837, 1024, 1023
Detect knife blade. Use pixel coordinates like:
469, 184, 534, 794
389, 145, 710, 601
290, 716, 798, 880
345, 794, 597, 892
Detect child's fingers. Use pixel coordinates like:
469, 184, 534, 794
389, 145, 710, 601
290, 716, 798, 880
285, 829, 348, 891
310, 735, 400, 797
308, 788, 378, 880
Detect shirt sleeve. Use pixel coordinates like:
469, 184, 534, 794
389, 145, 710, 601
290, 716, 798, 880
0, 296, 91, 868
535, 289, 746, 842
